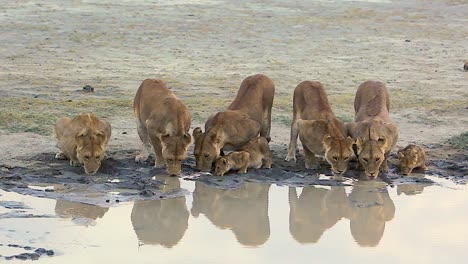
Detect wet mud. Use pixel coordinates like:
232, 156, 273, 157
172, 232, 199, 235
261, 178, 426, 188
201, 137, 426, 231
0, 142, 466, 209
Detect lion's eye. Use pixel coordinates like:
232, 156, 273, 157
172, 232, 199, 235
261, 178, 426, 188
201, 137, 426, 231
344, 157, 350, 161
168, 159, 173, 162
84, 155, 90, 160
362, 158, 368, 163
376, 157, 381, 162
95, 156, 100, 160
332, 156, 338, 161
204, 154, 210, 158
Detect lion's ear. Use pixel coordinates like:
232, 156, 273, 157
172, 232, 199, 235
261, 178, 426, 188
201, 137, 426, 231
345, 136, 355, 148
378, 137, 388, 152
193, 127, 203, 142
183, 132, 192, 145
322, 134, 333, 151
397, 151, 404, 160
356, 137, 364, 154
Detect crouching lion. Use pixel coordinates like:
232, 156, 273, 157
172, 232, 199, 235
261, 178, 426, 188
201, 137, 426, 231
347, 81, 399, 180
194, 74, 275, 171
54, 113, 111, 175
397, 144, 427, 175
133, 79, 191, 176
214, 137, 273, 176
285, 81, 354, 174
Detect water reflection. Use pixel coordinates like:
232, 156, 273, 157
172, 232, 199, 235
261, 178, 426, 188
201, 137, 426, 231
55, 200, 109, 226
191, 182, 271, 247
288, 186, 348, 243
348, 181, 395, 247
397, 183, 430, 196
130, 176, 189, 248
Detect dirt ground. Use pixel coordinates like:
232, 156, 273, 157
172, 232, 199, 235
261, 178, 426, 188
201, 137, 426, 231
0, 0, 467, 203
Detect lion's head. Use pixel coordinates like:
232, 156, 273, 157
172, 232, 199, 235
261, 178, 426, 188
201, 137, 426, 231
214, 156, 231, 176
355, 137, 388, 180
75, 128, 108, 175
160, 132, 192, 176
397, 145, 423, 176
193, 127, 222, 172
322, 134, 355, 175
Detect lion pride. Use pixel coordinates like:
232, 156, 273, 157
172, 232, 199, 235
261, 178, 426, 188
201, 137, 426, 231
54, 113, 111, 175
193, 74, 275, 171
133, 79, 191, 176
285, 81, 354, 174
347, 81, 399, 180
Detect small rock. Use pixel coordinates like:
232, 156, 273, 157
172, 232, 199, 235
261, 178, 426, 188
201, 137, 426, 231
106, 199, 110, 203
139, 189, 155, 197
464, 61, 468, 71
405, 39, 411, 42
115, 199, 120, 203
82, 85, 94, 92
67, 99, 73, 102
122, 131, 128, 135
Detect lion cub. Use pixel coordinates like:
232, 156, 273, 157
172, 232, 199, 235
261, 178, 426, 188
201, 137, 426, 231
397, 144, 428, 175
54, 113, 111, 175
214, 137, 273, 176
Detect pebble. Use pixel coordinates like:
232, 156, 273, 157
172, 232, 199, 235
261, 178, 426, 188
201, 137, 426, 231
82, 85, 94, 92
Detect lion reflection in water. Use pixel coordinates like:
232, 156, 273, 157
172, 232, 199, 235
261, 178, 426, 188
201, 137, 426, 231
191, 182, 270, 247
130, 177, 189, 248
55, 200, 109, 227
289, 181, 396, 247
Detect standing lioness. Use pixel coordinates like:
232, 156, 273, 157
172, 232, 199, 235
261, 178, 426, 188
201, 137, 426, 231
285, 81, 354, 174
194, 74, 275, 171
54, 113, 111, 175
133, 79, 191, 176
347, 81, 399, 180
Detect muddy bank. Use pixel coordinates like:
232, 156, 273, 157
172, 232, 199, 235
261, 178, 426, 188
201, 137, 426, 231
1, 140, 466, 206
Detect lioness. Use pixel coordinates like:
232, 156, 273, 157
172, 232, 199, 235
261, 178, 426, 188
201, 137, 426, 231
347, 81, 399, 180
397, 144, 427, 175
54, 113, 111, 175
133, 79, 191, 176
193, 74, 275, 171
214, 137, 273, 176
285, 81, 354, 174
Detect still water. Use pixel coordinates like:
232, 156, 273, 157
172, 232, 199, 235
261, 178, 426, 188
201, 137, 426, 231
1, 176, 467, 263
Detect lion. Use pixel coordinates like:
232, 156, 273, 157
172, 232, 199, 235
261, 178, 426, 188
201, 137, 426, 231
397, 144, 428, 175
54, 113, 111, 175
133, 79, 191, 176
193, 74, 275, 171
191, 182, 271, 246
131, 177, 189, 248
285, 81, 354, 174
347, 81, 399, 180
214, 137, 273, 176
214, 151, 250, 176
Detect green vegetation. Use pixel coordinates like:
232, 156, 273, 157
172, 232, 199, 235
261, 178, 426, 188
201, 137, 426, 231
448, 132, 468, 150
0, 97, 132, 135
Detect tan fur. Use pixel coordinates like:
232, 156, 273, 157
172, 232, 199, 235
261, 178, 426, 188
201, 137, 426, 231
54, 113, 111, 175
131, 177, 188, 248
191, 182, 270, 246
285, 81, 354, 174
194, 74, 275, 171
347, 81, 399, 179
214, 137, 273, 176
214, 151, 250, 176
397, 144, 427, 175
133, 79, 191, 176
